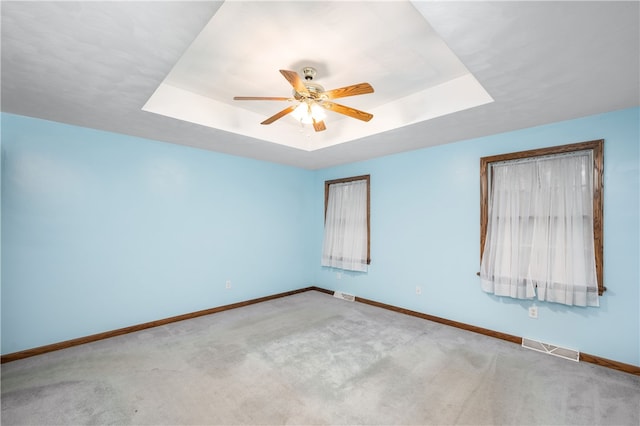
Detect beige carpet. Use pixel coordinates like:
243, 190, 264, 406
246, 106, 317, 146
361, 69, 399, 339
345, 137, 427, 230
2, 290, 639, 425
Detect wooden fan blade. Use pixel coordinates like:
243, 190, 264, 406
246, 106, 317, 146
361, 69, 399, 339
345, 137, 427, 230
322, 83, 374, 100
261, 105, 296, 125
320, 101, 373, 122
280, 69, 309, 96
313, 119, 326, 132
234, 96, 291, 101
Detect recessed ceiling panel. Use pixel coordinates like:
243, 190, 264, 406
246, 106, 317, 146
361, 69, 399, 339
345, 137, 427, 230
144, 0, 493, 151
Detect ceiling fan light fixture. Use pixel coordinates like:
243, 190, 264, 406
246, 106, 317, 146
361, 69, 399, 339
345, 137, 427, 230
291, 101, 326, 124
234, 67, 374, 132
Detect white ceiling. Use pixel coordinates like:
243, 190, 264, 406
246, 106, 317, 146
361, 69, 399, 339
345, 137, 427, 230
2, 1, 638, 170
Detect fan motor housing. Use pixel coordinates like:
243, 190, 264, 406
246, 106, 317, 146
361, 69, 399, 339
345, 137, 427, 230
294, 83, 325, 100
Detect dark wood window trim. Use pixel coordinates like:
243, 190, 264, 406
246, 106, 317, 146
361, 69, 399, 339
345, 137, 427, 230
324, 174, 371, 264
480, 140, 604, 295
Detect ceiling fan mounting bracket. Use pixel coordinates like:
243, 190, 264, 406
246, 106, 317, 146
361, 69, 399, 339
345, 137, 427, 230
302, 67, 317, 81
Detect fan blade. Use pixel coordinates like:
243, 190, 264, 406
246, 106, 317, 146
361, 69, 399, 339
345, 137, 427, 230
320, 101, 373, 122
280, 69, 310, 96
323, 83, 374, 100
261, 105, 296, 125
313, 119, 326, 132
234, 96, 291, 101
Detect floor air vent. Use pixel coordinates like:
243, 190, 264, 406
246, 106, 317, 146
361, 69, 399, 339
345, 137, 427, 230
333, 291, 355, 302
522, 337, 580, 362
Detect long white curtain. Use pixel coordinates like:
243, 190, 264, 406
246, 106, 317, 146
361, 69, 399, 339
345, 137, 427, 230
480, 151, 599, 307
322, 179, 368, 272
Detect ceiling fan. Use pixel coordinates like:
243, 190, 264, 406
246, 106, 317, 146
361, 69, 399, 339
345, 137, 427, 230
233, 67, 374, 132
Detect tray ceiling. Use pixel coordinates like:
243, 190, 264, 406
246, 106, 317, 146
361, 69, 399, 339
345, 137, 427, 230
143, 1, 493, 151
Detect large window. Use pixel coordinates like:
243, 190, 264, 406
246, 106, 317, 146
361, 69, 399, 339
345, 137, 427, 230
479, 140, 604, 306
322, 175, 371, 272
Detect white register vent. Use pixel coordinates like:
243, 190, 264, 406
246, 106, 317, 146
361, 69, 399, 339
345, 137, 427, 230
333, 291, 355, 302
522, 337, 580, 362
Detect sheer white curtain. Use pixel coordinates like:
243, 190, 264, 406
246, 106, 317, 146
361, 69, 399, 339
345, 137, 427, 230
322, 179, 368, 272
480, 151, 599, 307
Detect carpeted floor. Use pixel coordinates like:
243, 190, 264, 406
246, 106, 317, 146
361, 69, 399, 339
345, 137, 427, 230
2, 290, 639, 425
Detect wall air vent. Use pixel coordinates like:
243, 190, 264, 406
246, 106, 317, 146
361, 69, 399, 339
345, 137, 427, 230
522, 337, 580, 362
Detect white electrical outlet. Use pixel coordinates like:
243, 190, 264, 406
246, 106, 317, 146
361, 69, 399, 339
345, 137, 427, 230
415, 286, 422, 295
528, 305, 538, 319
225, 280, 232, 289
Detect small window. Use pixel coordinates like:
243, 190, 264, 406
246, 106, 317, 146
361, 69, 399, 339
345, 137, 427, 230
479, 140, 604, 306
322, 175, 371, 272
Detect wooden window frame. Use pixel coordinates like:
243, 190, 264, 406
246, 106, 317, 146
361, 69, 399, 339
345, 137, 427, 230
324, 174, 371, 265
480, 140, 604, 295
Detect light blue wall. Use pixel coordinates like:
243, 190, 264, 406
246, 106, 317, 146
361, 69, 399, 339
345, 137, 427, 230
313, 107, 640, 366
1, 113, 315, 354
2, 108, 639, 367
